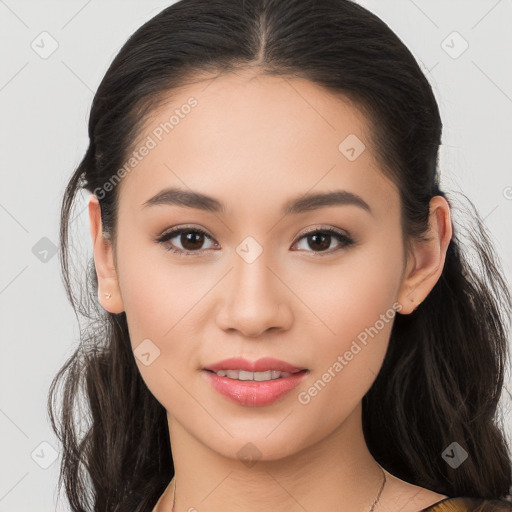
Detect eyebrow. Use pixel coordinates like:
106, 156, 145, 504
142, 187, 372, 216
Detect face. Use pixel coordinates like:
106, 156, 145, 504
93, 69, 415, 461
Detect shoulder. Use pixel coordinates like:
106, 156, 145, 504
421, 497, 512, 511
378, 469, 512, 512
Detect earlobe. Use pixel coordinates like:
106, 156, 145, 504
397, 196, 453, 315
88, 195, 125, 314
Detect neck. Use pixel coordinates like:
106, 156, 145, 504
160, 402, 386, 512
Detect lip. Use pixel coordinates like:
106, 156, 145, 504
202, 368, 309, 407
203, 357, 306, 373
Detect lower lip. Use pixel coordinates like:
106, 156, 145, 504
202, 370, 309, 407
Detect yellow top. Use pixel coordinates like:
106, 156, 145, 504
421, 497, 512, 511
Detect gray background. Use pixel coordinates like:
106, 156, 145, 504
1, 1, 511, 510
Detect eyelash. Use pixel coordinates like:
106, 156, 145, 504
156, 225, 355, 257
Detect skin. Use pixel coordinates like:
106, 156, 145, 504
88, 69, 452, 512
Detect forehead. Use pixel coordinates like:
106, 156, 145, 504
117, 70, 398, 220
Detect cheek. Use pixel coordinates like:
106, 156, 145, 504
297, 232, 403, 342
115, 230, 198, 341
281, 257, 401, 451
294, 236, 403, 403
113, 235, 194, 375
117, 250, 205, 411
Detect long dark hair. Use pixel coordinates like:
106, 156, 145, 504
48, 0, 512, 510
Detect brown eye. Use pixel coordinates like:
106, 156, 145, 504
293, 228, 354, 254
157, 227, 217, 255
179, 231, 206, 251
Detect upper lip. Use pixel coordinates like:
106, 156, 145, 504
204, 357, 306, 373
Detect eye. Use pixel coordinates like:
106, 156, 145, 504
292, 227, 355, 255
156, 226, 219, 256
156, 225, 355, 257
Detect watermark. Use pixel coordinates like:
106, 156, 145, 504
441, 31, 469, 60
237, 442, 262, 468
297, 301, 402, 405
236, 236, 264, 264
31, 441, 58, 469
133, 338, 161, 366
93, 96, 198, 200
338, 133, 366, 162
32, 236, 58, 263
441, 442, 468, 469
31, 31, 59, 59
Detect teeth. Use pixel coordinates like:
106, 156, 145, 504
214, 369, 294, 381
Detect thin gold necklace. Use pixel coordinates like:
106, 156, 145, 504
170, 467, 386, 511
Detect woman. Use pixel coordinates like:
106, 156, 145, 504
48, 0, 512, 511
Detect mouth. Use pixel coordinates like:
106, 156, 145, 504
203, 356, 308, 375
201, 357, 309, 407
203, 368, 307, 381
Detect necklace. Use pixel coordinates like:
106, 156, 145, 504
169, 466, 386, 511
369, 467, 387, 512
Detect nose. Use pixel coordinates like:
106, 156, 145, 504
215, 252, 293, 338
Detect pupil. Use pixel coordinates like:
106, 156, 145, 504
310, 233, 330, 251
182, 232, 204, 250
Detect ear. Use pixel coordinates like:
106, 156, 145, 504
88, 194, 125, 313
397, 195, 453, 314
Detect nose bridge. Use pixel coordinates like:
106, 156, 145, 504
215, 238, 291, 336
234, 244, 274, 298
